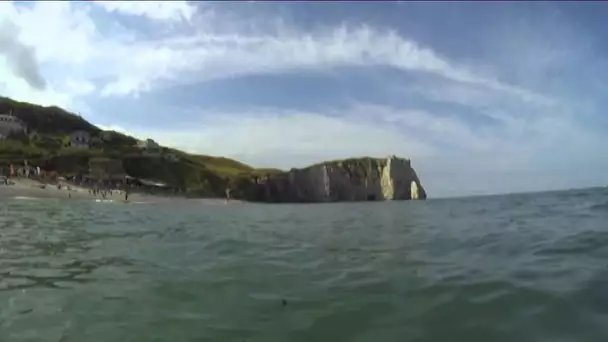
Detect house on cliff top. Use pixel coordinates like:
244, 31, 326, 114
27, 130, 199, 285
68, 130, 91, 148
0, 111, 27, 139
136, 138, 161, 156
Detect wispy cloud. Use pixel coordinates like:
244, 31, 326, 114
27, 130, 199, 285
96, 24, 554, 105
0, 1, 550, 103
0, 19, 46, 90
91, 1, 196, 22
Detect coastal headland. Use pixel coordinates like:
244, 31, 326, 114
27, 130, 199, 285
0, 96, 426, 203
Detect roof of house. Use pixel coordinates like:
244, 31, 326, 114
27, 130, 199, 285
0, 114, 25, 124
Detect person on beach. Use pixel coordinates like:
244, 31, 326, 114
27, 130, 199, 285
225, 188, 232, 204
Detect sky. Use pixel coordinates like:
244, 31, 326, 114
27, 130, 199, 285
1, 1, 607, 198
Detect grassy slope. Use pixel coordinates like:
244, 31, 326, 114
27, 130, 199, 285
0, 96, 391, 199
0, 96, 282, 196
0, 97, 99, 134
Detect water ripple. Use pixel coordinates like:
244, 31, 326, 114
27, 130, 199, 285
0, 188, 607, 341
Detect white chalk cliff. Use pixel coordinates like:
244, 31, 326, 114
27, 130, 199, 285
246, 155, 426, 203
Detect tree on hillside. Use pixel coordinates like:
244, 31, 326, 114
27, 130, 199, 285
33, 134, 64, 151
0, 97, 101, 134
6, 130, 30, 145
100, 130, 137, 148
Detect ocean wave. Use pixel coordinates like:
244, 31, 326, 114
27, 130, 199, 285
11, 196, 42, 200
1, 187, 607, 341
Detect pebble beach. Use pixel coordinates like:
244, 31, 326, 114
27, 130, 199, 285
0, 178, 153, 203
0, 177, 240, 205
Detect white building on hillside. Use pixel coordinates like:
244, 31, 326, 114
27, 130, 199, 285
0, 111, 27, 139
137, 138, 161, 155
139, 138, 159, 149
69, 130, 91, 148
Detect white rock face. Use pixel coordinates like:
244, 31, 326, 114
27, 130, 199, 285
379, 155, 419, 200
410, 181, 419, 200
380, 156, 395, 200
254, 156, 426, 202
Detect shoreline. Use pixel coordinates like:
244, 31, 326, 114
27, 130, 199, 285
0, 177, 243, 205
0, 177, 165, 203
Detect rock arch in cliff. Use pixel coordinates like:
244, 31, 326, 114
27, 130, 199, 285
410, 181, 419, 200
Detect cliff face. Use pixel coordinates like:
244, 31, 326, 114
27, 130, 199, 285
237, 156, 426, 203
0, 97, 429, 202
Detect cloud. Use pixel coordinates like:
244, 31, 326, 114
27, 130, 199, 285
0, 2, 99, 109
0, 1, 552, 104
91, 1, 196, 22
92, 24, 552, 105
0, 19, 46, 90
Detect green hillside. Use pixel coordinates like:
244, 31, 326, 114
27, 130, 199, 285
0, 96, 280, 197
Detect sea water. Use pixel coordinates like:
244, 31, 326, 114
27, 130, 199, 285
1, 187, 607, 341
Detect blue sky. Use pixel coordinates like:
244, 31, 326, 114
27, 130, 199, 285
1, 1, 607, 197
